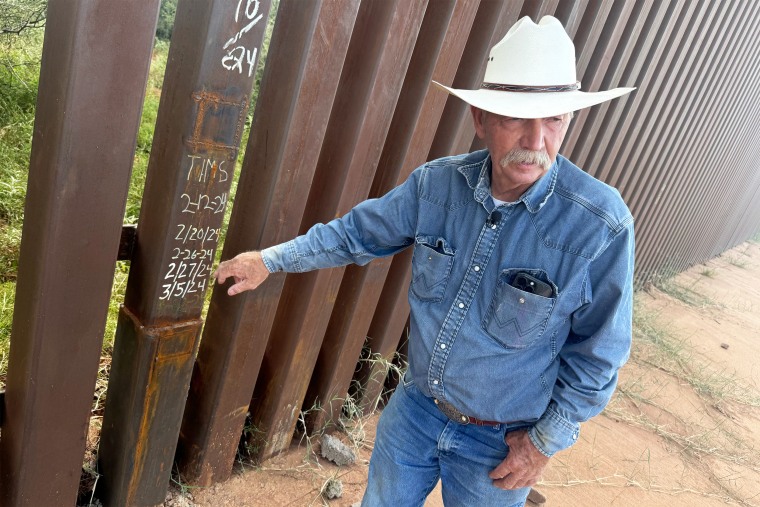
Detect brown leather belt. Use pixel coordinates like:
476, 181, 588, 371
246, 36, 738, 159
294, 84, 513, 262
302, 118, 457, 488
434, 399, 501, 427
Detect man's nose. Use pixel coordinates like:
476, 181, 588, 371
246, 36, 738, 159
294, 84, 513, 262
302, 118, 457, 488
520, 119, 545, 151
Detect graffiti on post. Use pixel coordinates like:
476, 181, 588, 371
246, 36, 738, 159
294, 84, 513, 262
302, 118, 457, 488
222, 0, 263, 77
159, 154, 230, 301
154, 0, 266, 304
186, 155, 229, 183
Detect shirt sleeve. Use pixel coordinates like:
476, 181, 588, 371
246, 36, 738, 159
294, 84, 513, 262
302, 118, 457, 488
528, 219, 635, 457
261, 168, 422, 273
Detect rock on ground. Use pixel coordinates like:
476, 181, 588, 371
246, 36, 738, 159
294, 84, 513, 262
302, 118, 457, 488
320, 434, 356, 466
322, 477, 343, 499
164, 488, 195, 507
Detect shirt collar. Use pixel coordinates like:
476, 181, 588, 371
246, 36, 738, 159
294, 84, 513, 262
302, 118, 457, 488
457, 151, 558, 213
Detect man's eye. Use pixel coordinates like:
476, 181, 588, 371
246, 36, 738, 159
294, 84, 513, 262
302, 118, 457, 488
544, 117, 565, 128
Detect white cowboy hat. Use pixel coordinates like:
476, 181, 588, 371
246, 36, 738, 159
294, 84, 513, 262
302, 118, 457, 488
433, 15, 635, 119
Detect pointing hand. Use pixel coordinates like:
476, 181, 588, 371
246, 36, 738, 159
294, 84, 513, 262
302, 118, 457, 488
213, 251, 270, 296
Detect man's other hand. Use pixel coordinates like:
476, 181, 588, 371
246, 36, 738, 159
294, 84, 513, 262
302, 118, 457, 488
213, 251, 270, 296
488, 429, 549, 490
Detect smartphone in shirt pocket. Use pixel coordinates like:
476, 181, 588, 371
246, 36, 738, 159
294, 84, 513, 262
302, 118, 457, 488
482, 269, 558, 349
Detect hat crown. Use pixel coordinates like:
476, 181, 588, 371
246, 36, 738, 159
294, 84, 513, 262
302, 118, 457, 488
484, 16, 577, 87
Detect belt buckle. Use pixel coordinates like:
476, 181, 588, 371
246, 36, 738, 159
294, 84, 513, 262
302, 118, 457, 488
434, 399, 470, 425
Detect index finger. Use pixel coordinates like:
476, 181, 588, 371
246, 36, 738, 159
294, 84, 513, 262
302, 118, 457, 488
213, 259, 235, 284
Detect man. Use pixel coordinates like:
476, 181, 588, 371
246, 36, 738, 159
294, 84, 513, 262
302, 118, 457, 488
214, 16, 635, 506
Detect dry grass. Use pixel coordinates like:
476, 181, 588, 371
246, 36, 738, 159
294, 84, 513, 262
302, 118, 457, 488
585, 297, 760, 506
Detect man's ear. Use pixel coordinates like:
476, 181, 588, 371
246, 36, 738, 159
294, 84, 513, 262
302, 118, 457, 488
471, 106, 487, 139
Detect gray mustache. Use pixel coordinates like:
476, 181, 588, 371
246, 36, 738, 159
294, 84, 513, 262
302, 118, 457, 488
499, 149, 552, 170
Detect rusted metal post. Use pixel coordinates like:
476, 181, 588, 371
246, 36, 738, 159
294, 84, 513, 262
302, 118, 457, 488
0, 1, 161, 505
567, 0, 654, 170
661, 24, 760, 273
97, 0, 271, 504
427, 1, 521, 162
175, 0, 361, 486
246, 0, 428, 461
561, 1, 637, 158
622, 0, 730, 275
303, 0, 480, 433
582, 0, 665, 182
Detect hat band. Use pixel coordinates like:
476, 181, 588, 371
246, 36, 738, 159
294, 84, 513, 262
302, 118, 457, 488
481, 82, 581, 93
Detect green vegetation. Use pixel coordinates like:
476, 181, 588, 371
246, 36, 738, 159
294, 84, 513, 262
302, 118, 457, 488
0, 32, 169, 375
100, 41, 170, 352
0, 282, 14, 383
0, 31, 41, 385
0, 0, 279, 373
0, 1, 46, 38
1, 6, 281, 500
0, 32, 39, 282
156, 0, 178, 41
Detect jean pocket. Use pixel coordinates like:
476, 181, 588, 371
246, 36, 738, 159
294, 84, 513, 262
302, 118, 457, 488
482, 268, 557, 350
410, 236, 455, 303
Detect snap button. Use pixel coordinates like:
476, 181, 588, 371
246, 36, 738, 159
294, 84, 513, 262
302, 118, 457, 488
491, 224, 497, 230
519, 297, 525, 304
458, 302, 464, 309
434, 398, 439, 404
474, 266, 480, 272
433, 380, 439, 385
440, 344, 446, 349
461, 415, 468, 423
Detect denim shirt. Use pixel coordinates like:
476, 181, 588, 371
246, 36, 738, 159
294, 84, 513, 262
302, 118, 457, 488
261, 149, 634, 457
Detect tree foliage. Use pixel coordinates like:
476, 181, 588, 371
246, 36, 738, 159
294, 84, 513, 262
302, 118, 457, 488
0, 0, 46, 38
1, 0, 178, 42
156, 0, 178, 41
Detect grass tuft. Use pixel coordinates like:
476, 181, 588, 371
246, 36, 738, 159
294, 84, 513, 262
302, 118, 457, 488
631, 301, 760, 408
724, 255, 748, 269
605, 296, 760, 505
699, 268, 716, 278
0, 281, 15, 385
0, 33, 40, 289
651, 273, 717, 309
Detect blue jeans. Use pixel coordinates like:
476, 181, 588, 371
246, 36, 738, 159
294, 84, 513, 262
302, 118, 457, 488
362, 377, 530, 506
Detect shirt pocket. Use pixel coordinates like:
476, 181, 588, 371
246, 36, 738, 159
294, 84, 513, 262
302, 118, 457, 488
482, 268, 558, 350
410, 235, 455, 303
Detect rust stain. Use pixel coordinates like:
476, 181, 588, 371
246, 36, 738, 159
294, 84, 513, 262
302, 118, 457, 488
188, 91, 247, 153
128, 335, 159, 503
116, 306, 203, 503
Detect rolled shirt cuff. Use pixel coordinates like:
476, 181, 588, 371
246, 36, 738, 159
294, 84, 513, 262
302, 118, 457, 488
527, 403, 580, 457
260, 242, 295, 273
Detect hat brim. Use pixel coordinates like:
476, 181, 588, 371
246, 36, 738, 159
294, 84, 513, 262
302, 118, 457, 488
433, 81, 635, 119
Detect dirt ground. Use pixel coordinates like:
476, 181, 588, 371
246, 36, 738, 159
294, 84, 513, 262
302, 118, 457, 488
183, 242, 760, 507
